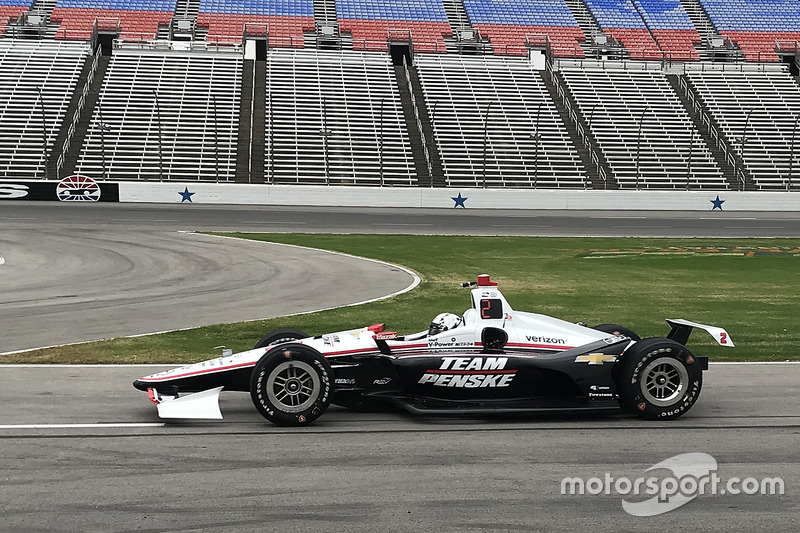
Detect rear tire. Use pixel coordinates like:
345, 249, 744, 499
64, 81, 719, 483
593, 323, 641, 341
250, 344, 333, 426
616, 338, 703, 420
253, 328, 309, 349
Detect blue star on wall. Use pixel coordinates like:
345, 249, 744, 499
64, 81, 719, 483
452, 192, 467, 208
179, 187, 195, 203
710, 195, 725, 210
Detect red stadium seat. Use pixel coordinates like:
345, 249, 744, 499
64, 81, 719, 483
474, 24, 585, 58
722, 31, 800, 62
652, 29, 700, 61
52, 7, 171, 41
339, 19, 451, 54
0, 5, 28, 35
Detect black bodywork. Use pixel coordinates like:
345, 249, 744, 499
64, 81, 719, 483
329, 336, 632, 415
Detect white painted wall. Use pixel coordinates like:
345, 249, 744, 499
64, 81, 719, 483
118, 182, 800, 211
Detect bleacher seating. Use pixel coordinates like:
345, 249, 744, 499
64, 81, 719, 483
633, 0, 700, 60
559, 68, 725, 189
74, 51, 241, 181
416, 55, 587, 188
51, 0, 175, 41
0, 0, 32, 36
197, 0, 314, 46
698, 0, 800, 62
264, 50, 417, 185
336, 0, 452, 53
0, 40, 89, 179
462, 0, 585, 57
686, 71, 800, 189
583, 0, 663, 59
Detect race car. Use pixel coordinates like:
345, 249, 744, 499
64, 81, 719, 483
134, 274, 733, 426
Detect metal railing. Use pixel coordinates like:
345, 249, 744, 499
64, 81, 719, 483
56, 51, 100, 179
549, 69, 607, 188
678, 75, 746, 190
402, 56, 434, 184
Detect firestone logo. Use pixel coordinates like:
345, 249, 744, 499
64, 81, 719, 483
560, 452, 785, 516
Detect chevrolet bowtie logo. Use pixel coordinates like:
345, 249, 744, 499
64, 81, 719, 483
575, 353, 617, 365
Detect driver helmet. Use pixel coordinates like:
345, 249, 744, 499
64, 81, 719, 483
428, 313, 462, 336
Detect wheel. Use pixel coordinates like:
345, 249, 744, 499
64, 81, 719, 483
253, 328, 309, 349
615, 338, 703, 420
250, 343, 333, 426
593, 323, 641, 341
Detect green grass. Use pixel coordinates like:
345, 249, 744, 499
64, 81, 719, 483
3, 235, 798, 364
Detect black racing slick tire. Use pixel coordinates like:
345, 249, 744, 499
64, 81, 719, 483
593, 323, 641, 341
253, 328, 309, 349
615, 338, 703, 420
250, 343, 333, 426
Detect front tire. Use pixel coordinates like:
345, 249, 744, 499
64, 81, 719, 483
616, 338, 703, 420
253, 328, 309, 349
250, 344, 333, 426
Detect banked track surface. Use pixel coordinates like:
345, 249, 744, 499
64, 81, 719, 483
0, 226, 416, 353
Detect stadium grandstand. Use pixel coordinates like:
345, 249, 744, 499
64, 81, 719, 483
0, 0, 798, 190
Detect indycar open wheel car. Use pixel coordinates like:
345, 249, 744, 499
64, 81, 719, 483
135, 275, 733, 425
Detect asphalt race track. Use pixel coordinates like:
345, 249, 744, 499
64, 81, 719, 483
3, 201, 800, 237
0, 364, 797, 532
1, 202, 798, 532
1, 206, 417, 353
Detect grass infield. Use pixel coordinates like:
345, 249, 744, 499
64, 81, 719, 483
3, 234, 798, 364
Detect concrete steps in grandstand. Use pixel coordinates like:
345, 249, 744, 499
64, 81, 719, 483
251, 59, 266, 183
667, 73, 754, 191
542, 70, 615, 190
678, 0, 717, 48
564, 0, 606, 58
169, 0, 199, 41
174, 0, 200, 18
395, 62, 443, 187
306, 30, 352, 50
156, 25, 170, 40
442, 0, 470, 37
59, 54, 110, 178
47, 52, 97, 179
236, 58, 254, 182
676, 0, 738, 61
313, 0, 336, 26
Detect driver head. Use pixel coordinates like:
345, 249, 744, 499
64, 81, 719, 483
428, 313, 462, 336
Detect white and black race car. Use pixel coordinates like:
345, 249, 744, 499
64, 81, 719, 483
134, 275, 733, 426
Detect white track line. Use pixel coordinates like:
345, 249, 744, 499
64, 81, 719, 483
0, 364, 174, 368
0, 423, 164, 429
1, 362, 798, 368
709, 361, 800, 365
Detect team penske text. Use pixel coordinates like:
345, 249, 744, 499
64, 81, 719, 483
418, 357, 516, 387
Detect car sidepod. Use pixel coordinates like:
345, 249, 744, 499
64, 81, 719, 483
370, 336, 632, 413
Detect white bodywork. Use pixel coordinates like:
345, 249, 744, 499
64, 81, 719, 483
149, 386, 223, 419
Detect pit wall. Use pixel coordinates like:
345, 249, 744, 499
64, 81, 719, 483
120, 182, 800, 211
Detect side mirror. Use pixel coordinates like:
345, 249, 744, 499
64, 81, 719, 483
481, 327, 508, 353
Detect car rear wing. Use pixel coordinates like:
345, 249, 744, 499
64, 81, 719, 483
666, 319, 734, 348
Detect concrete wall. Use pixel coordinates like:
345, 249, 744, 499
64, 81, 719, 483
120, 182, 800, 211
